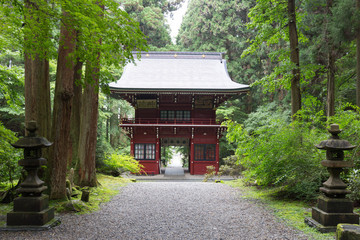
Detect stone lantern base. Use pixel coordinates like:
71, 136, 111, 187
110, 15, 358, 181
7, 194, 55, 226
305, 195, 359, 233
0, 194, 60, 231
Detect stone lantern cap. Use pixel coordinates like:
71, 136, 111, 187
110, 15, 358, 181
315, 124, 356, 151
11, 121, 52, 149
12, 137, 52, 149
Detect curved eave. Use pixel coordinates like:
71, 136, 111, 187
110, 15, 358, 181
109, 87, 250, 95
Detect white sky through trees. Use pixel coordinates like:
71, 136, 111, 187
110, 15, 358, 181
166, 0, 189, 44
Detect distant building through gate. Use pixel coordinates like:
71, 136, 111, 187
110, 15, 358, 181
109, 52, 249, 175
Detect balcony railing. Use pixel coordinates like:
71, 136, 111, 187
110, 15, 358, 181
120, 117, 222, 126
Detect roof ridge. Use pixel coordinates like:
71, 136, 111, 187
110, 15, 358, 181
132, 51, 224, 60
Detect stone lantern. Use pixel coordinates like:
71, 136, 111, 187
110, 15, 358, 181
5, 121, 59, 229
305, 124, 359, 232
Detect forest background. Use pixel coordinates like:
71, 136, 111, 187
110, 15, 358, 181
1, 0, 360, 202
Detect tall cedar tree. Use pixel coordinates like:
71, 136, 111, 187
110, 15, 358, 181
326, 0, 335, 117
75, 7, 103, 186
68, 58, 83, 168
24, 1, 51, 140
50, 11, 76, 199
288, 0, 301, 117
75, 60, 100, 187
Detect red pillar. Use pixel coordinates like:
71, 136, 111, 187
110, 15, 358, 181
130, 140, 134, 157
156, 138, 160, 174
216, 139, 220, 172
190, 138, 194, 175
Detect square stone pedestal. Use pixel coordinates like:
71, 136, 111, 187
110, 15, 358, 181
6, 194, 56, 226
305, 195, 359, 233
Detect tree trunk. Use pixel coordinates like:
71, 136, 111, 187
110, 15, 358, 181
23, 0, 51, 140
327, 47, 336, 117
246, 92, 252, 114
75, 60, 99, 187
288, 0, 301, 118
74, 3, 104, 187
24, 1, 51, 182
49, 12, 76, 199
357, 0, 360, 107
24, 54, 51, 139
326, 0, 336, 117
69, 60, 83, 168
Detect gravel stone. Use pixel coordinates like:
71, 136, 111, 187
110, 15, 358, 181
0, 182, 312, 239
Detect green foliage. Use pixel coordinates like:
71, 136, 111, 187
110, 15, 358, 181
0, 122, 21, 189
347, 169, 360, 203
0, 0, 149, 86
96, 92, 133, 172
219, 155, 244, 179
160, 146, 173, 166
99, 154, 143, 176
174, 146, 189, 167
0, 51, 25, 135
0, 55, 24, 113
123, 0, 181, 47
226, 102, 329, 200
203, 165, 217, 182
226, 101, 360, 201
328, 104, 360, 160
329, 0, 360, 44
216, 98, 248, 123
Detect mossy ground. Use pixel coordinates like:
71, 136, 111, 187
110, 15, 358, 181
0, 174, 133, 225
225, 179, 336, 240
51, 174, 133, 214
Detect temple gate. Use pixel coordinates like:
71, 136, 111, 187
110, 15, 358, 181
109, 52, 249, 174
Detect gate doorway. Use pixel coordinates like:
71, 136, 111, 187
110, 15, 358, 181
160, 138, 190, 174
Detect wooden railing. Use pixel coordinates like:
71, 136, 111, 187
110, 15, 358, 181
120, 118, 221, 125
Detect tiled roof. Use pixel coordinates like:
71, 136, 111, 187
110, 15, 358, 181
109, 52, 249, 94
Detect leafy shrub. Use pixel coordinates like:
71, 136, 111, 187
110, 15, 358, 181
203, 165, 217, 182
99, 154, 143, 176
0, 122, 21, 189
346, 169, 360, 204
226, 102, 329, 200
219, 155, 244, 178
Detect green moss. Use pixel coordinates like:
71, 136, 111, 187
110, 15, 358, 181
0, 174, 131, 225
0, 202, 12, 225
50, 174, 132, 214
225, 179, 336, 240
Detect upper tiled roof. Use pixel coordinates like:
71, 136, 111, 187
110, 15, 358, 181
109, 52, 249, 94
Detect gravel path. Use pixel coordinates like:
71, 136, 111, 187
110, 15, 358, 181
1, 182, 311, 240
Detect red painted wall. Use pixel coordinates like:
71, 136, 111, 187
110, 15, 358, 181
129, 97, 220, 175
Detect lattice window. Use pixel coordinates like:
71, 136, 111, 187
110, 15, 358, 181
135, 144, 144, 159
134, 144, 156, 160
168, 110, 175, 120
176, 111, 183, 120
145, 144, 155, 159
183, 111, 191, 121
160, 111, 167, 120
159, 110, 191, 121
194, 144, 216, 161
